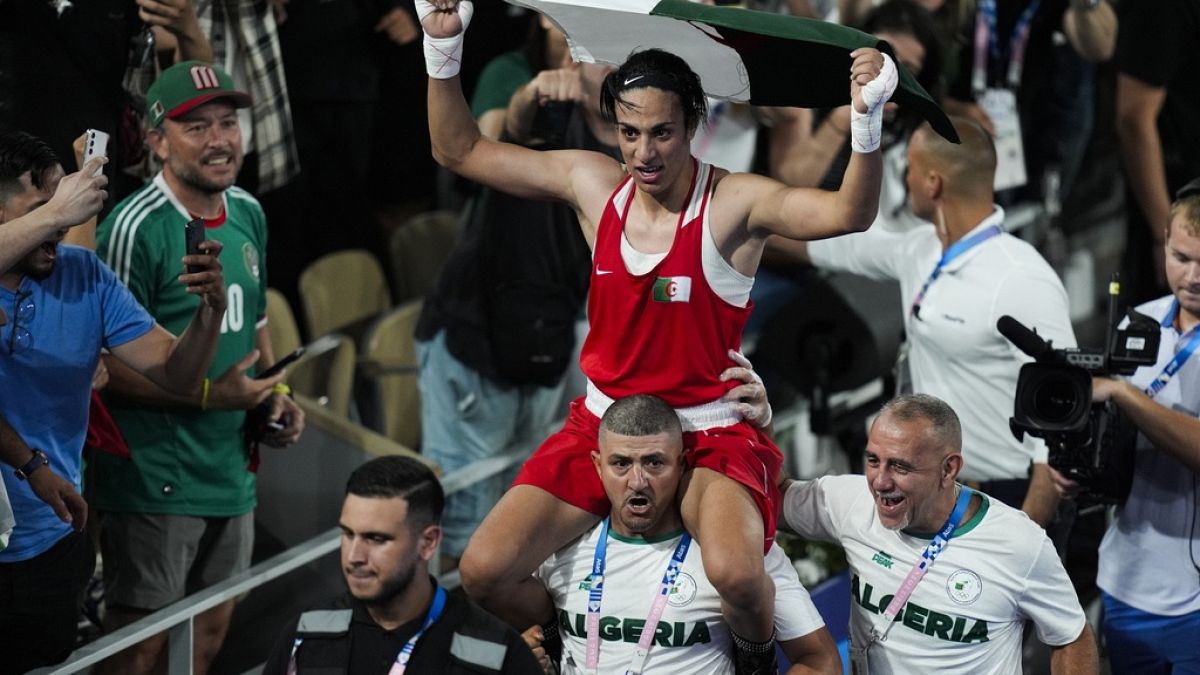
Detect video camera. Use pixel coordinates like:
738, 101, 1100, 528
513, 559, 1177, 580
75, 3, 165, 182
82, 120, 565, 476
997, 279, 1160, 504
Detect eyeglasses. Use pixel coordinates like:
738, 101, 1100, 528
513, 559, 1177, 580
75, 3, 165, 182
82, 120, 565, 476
8, 291, 33, 354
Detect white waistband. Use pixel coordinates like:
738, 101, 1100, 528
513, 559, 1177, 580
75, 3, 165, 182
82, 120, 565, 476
585, 380, 742, 432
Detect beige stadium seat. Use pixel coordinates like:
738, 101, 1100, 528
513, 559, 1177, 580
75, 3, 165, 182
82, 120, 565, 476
387, 210, 460, 303
298, 249, 392, 342
265, 288, 357, 418
358, 300, 424, 450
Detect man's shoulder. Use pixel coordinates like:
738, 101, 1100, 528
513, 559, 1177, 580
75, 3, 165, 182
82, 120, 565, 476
1134, 295, 1176, 322
101, 181, 172, 230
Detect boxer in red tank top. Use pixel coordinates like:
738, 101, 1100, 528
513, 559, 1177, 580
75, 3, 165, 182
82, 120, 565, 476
419, 3, 898, 669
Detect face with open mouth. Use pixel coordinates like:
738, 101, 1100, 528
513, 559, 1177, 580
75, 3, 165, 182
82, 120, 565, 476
614, 87, 694, 202
594, 428, 685, 538
1, 165, 66, 286
864, 411, 959, 533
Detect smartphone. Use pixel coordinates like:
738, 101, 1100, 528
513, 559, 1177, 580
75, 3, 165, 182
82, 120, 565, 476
184, 217, 205, 276
82, 129, 109, 176
255, 346, 306, 380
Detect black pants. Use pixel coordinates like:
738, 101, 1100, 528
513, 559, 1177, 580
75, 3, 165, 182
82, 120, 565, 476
0, 531, 95, 674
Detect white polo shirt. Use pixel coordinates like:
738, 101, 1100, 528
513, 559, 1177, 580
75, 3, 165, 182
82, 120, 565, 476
785, 475, 1086, 674
1098, 294, 1200, 616
808, 209, 1077, 481
536, 525, 826, 674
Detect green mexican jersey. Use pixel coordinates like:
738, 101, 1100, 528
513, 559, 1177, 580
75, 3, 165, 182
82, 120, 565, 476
94, 173, 268, 516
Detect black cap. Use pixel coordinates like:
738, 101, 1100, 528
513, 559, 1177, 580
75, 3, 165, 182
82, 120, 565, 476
1177, 177, 1200, 201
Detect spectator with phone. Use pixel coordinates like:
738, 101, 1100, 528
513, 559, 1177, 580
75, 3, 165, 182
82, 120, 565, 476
92, 60, 305, 675
0, 129, 227, 672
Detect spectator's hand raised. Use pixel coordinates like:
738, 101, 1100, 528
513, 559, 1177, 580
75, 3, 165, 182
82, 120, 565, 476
136, 0, 201, 36
44, 160, 108, 229
377, 7, 420, 45
180, 239, 227, 311
209, 350, 285, 411
526, 65, 586, 107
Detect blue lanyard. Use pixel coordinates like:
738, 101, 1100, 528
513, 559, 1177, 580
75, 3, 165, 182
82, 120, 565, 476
585, 518, 693, 674
287, 585, 447, 675
910, 224, 1003, 319
869, 486, 974, 647
390, 584, 448, 674
1145, 300, 1200, 398
974, 0, 1042, 92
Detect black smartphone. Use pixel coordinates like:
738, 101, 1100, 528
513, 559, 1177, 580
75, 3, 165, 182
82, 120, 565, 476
184, 217, 205, 275
254, 346, 306, 380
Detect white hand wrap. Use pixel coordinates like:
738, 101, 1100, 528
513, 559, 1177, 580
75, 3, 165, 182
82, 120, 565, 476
850, 52, 898, 153
415, 0, 474, 79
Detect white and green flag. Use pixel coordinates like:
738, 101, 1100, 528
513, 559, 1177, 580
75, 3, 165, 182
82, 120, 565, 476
506, 0, 957, 142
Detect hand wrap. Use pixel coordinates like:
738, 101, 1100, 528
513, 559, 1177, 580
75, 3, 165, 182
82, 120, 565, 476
850, 52, 898, 153
415, 0, 475, 79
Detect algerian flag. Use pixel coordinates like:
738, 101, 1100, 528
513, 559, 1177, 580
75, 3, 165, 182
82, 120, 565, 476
506, 0, 957, 142
652, 276, 692, 303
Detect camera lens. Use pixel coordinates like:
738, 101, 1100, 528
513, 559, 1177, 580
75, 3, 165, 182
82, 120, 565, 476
1032, 378, 1083, 424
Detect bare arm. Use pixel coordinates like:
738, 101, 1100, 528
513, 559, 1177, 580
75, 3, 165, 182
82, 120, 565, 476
770, 106, 851, 189
504, 67, 585, 145
140, 0, 213, 63
1021, 462, 1061, 529
781, 629, 841, 675
106, 240, 228, 397
1063, 0, 1117, 64
1095, 377, 1200, 473
1050, 624, 1099, 675
1116, 74, 1170, 250
0, 159, 106, 274
420, 1, 621, 239
0, 414, 88, 530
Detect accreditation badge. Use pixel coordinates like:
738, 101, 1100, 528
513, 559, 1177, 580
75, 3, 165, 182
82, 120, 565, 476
978, 88, 1027, 191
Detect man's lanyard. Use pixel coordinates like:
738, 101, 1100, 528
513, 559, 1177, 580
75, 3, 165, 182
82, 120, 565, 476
864, 486, 974, 650
389, 585, 448, 675
1145, 299, 1200, 398
973, 0, 1042, 93
285, 585, 448, 675
584, 518, 694, 675
910, 225, 1002, 319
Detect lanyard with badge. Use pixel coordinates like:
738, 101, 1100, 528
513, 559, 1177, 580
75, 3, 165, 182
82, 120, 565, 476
585, 517, 693, 675
1144, 299, 1200, 398
910, 225, 1003, 319
286, 584, 447, 675
849, 486, 974, 674
972, 0, 1040, 191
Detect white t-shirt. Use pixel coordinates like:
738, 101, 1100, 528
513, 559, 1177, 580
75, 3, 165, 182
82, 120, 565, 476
784, 475, 1086, 674
1098, 294, 1200, 615
808, 209, 1077, 481
536, 524, 825, 674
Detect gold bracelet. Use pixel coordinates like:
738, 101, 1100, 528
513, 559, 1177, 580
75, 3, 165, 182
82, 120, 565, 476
272, 383, 292, 397
200, 377, 211, 411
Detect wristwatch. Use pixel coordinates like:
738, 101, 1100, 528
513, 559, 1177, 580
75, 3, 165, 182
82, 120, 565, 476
14, 449, 49, 481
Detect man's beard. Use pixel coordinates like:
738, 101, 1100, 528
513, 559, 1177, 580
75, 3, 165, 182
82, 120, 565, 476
357, 559, 419, 607
168, 155, 239, 194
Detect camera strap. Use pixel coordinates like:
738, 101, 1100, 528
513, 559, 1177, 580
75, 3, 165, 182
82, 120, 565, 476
862, 485, 974, 651
911, 224, 1003, 318
1146, 300, 1200, 398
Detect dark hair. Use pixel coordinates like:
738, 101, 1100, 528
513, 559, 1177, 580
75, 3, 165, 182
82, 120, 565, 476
0, 131, 60, 206
879, 393, 962, 452
346, 456, 444, 527
600, 48, 707, 133
600, 394, 683, 439
862, 0, 943, 101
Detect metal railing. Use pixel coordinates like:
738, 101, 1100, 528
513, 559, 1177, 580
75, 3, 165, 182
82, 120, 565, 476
32, 446, 533, 675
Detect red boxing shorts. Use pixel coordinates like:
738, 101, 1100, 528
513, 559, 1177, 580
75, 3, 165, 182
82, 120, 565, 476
513, 397, 783, 553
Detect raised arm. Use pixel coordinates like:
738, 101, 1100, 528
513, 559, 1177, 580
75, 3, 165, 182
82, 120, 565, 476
0, 159, 106, 275
733, 50, 896, 243
419, 0, 621, 219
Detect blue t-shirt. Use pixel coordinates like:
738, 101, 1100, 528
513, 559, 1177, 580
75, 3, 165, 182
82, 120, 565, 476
0, 245, 154, 561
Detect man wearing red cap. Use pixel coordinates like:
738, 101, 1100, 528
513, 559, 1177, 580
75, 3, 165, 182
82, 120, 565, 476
93, 60, 305, 675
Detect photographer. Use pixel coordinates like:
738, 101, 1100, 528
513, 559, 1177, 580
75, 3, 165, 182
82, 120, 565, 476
1053, 180, 1200, 672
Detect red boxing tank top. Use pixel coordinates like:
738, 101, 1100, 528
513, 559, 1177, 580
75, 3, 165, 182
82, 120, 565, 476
580, 159, 752, 408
